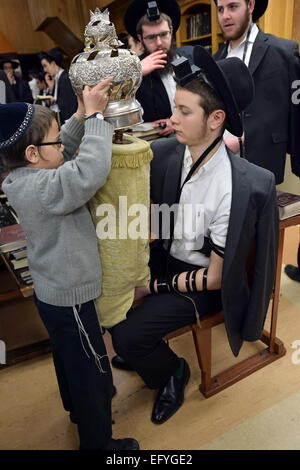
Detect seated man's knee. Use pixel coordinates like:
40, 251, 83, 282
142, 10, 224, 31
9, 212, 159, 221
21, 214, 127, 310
111, 321, 139, 357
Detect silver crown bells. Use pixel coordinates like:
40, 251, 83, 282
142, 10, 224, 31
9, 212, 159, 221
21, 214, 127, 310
69, 8, 143, 129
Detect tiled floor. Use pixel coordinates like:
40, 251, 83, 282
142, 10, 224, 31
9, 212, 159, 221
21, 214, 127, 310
0, 226, 299, 450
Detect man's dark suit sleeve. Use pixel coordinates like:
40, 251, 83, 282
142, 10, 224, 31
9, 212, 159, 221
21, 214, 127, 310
288, 42, 300, 178
241, 173, 279, 341
21, 80, 33, 103
57, 73, 77, 124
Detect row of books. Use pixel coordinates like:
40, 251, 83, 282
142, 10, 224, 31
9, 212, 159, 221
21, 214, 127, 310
0, 221, 32, 285
0, 174, 32, 287
186, 11, 211, 40
0, 202, 32, 285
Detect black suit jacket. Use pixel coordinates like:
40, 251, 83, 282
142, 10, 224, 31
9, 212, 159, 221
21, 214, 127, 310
150, 137, 279, 356
214, 29, 300, 184
10, 76, 33, 103
136, 46, 194, 122
54, 71, 77, 125
0, 72, 32, 104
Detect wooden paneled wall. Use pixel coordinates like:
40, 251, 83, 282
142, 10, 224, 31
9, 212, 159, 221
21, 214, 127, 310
28, 0, 85, 41
108, 0, 131, 34
293, 0, 300, 44
0, 32, 16, 55
0, 0, 114, 56
259, 0, 295, 40
0, 0, 54, 54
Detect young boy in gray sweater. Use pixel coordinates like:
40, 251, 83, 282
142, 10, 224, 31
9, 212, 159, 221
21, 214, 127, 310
0, 79, 139, 451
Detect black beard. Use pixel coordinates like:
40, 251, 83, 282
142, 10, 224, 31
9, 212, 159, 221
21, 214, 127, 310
143, 39, 177, 76
159, 41, 177, 76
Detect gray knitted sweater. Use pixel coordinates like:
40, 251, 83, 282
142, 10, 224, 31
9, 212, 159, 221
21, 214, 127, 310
3, 115, 113, 306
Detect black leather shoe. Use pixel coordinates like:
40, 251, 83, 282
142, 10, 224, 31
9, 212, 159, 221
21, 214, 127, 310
111, 354, 134, 371
151, 359, 190, 424
104, 438, 140, 450
285, 264, 300, 282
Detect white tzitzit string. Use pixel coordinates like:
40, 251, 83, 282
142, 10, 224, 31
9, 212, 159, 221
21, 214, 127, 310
73, 305, 107, 374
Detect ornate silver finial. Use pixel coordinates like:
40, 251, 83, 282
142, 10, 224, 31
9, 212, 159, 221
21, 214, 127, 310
84, 8, 122, 51
69, 7, 143, 130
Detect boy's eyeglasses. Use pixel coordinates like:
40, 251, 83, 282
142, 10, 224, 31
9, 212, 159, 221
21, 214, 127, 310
36, 140, 63, 150
143, 30, 171, 42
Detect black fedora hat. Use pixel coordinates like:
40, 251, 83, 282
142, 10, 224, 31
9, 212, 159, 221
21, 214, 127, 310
213, 0, 268, 22
0, 56, 19, 70
124, 0, 181, 40
192, 46, 254, 136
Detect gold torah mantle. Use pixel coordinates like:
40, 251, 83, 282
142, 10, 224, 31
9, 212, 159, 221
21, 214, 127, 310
89, 136, 152, 328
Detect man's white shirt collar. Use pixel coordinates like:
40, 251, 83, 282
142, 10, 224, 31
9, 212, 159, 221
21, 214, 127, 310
227, 23, 259, 66
182, 140, 227, 182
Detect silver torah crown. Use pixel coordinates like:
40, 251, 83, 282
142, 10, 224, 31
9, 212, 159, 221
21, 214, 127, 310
69, 8, 143, 129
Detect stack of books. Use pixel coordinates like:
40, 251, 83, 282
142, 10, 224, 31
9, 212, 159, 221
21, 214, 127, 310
0, 220, 31, 285
9, 248, 32, 285
127, 123, 162, 141
0, 176, 32, 286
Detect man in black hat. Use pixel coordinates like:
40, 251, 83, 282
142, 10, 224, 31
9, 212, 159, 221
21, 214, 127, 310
0, 57, 33, 104
124, 0, 193, 136
39, 48, 77, 126
214, 0, 300, 184
0, 70, 11, 103
110, 46, 278, 424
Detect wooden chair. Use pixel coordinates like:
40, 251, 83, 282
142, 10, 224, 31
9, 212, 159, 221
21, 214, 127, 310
164, 214, 300, 398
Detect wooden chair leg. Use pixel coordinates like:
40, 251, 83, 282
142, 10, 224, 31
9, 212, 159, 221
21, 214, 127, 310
269, 226, 285, 353
192, 326, 212, 394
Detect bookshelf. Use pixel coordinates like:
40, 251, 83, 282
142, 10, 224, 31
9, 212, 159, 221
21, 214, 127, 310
0, 178, 50, 367
176, 0, 223, 54
0, 252, 33, 299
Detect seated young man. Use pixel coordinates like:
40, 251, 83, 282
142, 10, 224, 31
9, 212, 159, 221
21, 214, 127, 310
110, 46, 279, 425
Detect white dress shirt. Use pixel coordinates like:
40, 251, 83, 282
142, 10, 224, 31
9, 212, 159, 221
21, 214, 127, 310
160, 53, 180, 115
161, 71, 177, 114
226, 22, 259, 66
169, 141, 232, 266
51, 68, 64, 113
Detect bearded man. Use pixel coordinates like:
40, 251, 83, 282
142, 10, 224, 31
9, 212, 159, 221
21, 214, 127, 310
124, 0, 193, 136
214, 0, 300, 184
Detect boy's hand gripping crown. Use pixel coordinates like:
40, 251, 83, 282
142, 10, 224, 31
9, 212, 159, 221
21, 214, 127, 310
83, 76, 114, 117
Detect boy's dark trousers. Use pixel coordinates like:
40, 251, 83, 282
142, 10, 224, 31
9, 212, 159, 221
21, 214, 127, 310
34, 294, 113, 450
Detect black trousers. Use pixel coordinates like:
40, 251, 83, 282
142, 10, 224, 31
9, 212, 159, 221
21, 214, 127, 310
34, 294, 113, 450
110, 244, 222, 389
